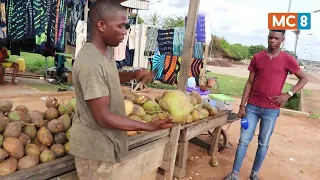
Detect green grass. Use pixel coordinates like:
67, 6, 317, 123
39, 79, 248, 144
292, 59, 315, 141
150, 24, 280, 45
7, 51, 72, 75
207, 72, 293, 97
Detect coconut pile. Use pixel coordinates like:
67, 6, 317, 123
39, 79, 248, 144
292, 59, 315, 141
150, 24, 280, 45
0, 97, 76, 176
124, 90, 219, 136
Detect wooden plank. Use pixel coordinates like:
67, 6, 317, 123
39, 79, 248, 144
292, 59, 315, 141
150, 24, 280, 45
128, 129, 170, 149
177, 0, 200, 92
209, 127, 222, 156
181, 114, 227, 141
160, 125, 181, 180
1, 155, 75, 180
122, 137, 169, 163
0, 91, 75, 99
200, 43, 209, 85
49, 171, 78, 180
174, 140, 189, 179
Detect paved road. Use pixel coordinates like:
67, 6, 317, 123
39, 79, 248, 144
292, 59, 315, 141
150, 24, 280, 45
207, 65, 320, 90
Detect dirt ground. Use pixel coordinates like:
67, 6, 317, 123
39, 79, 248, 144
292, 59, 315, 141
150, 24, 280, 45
1, 87, 319, 180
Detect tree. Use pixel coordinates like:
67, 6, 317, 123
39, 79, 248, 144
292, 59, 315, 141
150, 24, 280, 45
138, 17, 144, 24
248, 45, 266, 57
146, 12, 162, 28
161, 16, 185, 29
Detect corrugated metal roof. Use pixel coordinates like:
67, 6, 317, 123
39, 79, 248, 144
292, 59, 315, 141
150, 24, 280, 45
121, 0, 150, 10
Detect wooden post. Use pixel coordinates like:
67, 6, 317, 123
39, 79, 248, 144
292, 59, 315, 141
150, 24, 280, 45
177, 0, 200, 92
200, 43, 209, 85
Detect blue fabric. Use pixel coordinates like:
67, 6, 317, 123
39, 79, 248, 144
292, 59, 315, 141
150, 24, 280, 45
157, 29, 174, 55
193, 42, 203, 58
232, 103, 280, 173
173, 27, 185, 56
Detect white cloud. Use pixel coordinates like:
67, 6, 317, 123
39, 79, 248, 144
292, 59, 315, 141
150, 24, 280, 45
139, 0, 320, 61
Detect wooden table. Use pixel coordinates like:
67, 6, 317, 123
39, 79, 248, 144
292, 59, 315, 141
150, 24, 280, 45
1, 129, 175, 180
174, 112, 229, 178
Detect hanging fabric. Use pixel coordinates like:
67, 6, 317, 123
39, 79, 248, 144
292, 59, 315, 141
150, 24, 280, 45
157, 29, 174, 55
75, 20, 87, 59
114, 29, 129, 61
34, 0, 50, 53
0, 0, 7, 46
193, 42, 203, 58
54, 0, 68, 52
144, 27, 158, 56
26, 0, 35, 38
173, 27, 185, 56
67, 0, 86, 46
162, 55, 179, 85
7, 0, 27, 40
151, 54, 165, 81
0, 0, 7, 39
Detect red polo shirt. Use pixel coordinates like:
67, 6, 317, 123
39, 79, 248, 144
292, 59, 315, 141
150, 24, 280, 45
247, 50, 301, 109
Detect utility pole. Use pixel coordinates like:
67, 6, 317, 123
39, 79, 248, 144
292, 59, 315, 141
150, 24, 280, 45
281, 0, 292, 51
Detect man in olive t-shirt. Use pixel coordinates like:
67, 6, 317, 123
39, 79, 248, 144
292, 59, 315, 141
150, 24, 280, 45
70, 1, 177, 179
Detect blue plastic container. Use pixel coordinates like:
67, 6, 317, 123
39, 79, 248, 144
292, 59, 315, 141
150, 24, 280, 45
241, 117, 249, 130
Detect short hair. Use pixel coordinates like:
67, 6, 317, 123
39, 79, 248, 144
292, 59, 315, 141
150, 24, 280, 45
270, 30, 286, 35
90, 0, 126, 23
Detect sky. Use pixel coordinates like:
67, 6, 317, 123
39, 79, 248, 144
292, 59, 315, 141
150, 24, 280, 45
139, 0, 320, 61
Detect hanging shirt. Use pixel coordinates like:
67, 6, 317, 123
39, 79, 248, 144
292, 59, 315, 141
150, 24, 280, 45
114, 29, 129, 61
75, 20, 87, 59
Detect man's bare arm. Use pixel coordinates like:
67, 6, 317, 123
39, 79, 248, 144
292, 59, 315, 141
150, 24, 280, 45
290, 70, 308, 93
87, 96, 157, 131
239, 71, 256, 107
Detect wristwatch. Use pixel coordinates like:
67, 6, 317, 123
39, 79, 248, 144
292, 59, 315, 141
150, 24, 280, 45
287, 90, 294, 97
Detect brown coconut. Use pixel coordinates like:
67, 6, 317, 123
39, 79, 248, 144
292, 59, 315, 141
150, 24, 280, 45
47, 119, 64, 134
50, 144, 65, 158
7, 111, 31, 123
25, 144, 41, 157
0, 157, 18, 175
45, 97, 59, 109
3, 137, 24, 159
40, 150, 56, 163
36, 127, 53, 146
18, 133, 31, 146
18, 155, 39, 170
22, 125, 37, 139
4, 122, 22, 138
54, 133, 67, 144
0, 148, 9, 163
0, 100, 13, 113
15, 105, 29, 114
28, 111, 44, 128
45, 108, 59, 120
0, 116, 10, 132
58, 114, 71, 131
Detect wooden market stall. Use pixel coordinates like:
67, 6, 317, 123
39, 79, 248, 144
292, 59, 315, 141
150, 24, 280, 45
0, 91, 179, 180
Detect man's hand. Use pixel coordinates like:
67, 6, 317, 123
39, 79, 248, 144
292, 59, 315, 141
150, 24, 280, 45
271, 93, 291, 106
238, 106, 246, 118
149, 115, 178, 131
135, 69, 154, 83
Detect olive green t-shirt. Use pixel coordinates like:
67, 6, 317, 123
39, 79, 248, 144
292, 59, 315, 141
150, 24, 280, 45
69, 43, 127, 163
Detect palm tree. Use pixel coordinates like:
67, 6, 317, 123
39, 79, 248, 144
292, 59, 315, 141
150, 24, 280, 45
292, 29, 301, 60
147, 12, 162, 28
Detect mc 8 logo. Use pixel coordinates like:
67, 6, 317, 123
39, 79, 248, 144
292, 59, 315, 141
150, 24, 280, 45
268, 13, 311, 30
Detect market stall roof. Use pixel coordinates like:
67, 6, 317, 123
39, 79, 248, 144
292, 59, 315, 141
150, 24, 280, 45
121, 0, 150, 10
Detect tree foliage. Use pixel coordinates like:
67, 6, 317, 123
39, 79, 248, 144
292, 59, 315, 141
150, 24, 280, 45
210, 35, 250, 61
161, 16, 185, 29
248, 45, 266, 57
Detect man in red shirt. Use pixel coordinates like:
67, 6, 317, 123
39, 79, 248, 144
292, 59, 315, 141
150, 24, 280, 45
224, 30, 308, 180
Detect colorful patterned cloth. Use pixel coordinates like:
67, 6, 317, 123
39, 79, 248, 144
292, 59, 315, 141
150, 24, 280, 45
67, 0, 86, 46
173, 27, 185, 56
144, 27, 158, 56
6, 0, 27, 40
157, 29, 174, 55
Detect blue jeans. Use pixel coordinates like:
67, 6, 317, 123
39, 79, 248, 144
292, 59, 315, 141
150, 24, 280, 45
232, 104, 280, 173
